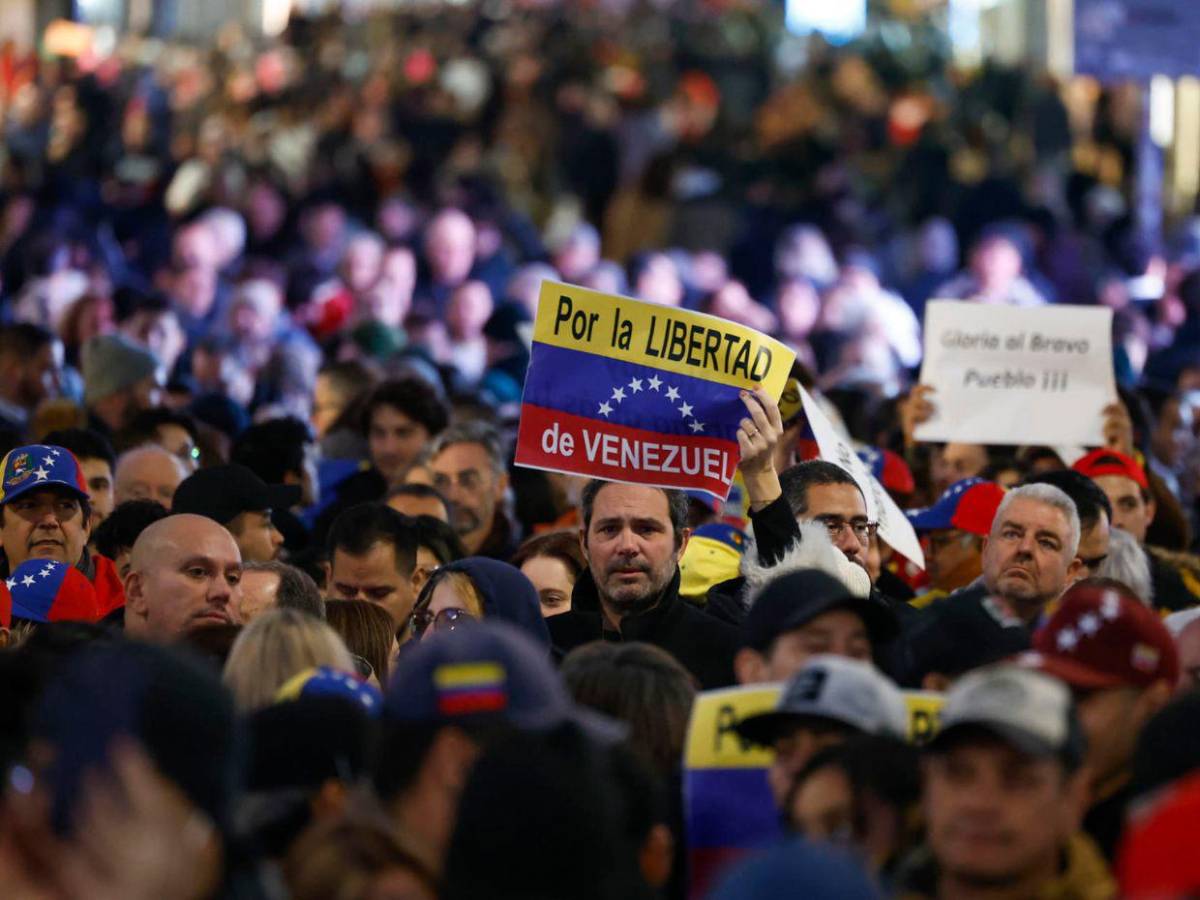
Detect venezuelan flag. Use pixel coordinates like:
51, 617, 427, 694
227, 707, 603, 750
433, 662, 509, 716
516, 282, 794, 500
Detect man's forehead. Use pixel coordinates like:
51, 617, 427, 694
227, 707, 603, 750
332, 542, 401, 572
432, 442, 489, 469
592, 483, 670, 519
1000, 497, 1070, 530
804, 482, 867, 516
1093, 473, 1142, 498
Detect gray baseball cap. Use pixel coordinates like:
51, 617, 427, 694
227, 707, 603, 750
929, 665, 1086, 765
734, 655, 908, 747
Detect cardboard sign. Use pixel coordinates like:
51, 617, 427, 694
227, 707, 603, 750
515, 281, 795, 499
913, 301, 1117, 447
682, 684, 944, 898
798, 384, 926, 570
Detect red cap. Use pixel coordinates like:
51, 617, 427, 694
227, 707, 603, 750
1023, 580, 1178, 689
905, 478, 1006, 537
1072, 448, 1149, 490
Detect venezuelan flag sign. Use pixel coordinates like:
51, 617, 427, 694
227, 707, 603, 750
516, 281, 795, 499
682, 684, 944, 898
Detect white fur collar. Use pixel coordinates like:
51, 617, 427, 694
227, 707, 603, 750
739, 521, 873, 610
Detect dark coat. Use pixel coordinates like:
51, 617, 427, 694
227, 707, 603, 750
547, 568, 740, 690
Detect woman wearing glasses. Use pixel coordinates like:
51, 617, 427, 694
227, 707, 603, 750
406, 557, 550, 648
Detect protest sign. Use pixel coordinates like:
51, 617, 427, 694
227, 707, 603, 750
798, 384, 926, 569
682, 684, 943, 898
913, 301, 1117, 447
515, 281, 795, 499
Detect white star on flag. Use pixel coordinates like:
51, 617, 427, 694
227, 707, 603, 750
1056, 628, 1079, 651
689, 421, 705, 433
665, 386, 680, 402
678, 401, 694, 418
4, 578, 14, 590
1101, 593, 1120, 620
20, 575, 35, 587
1077, 613, 1100, 635
628, 378, 643, 394
50, 449, 60, 457
598, 401, 613, 417
42, 456, 54, 466
32, 467, 49, 481
647, 376, 662, 391
611, 387, 626, 403
39, 567, 53, 578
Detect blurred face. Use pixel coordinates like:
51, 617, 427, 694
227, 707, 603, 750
311, 374, 345, 439
520, 554, 576, 617
343, 236, 384, 294
1151, 398, 1193, 469
926, 529, 983, 592
369, 405, 431, 488
763, 610, 872, 682
972, 238, 1023, 291
1074, 685, 1152, 786
420, 577, 485, 639
981, 498, 1081, 621
115, 449, 184, 507
790, 765, 854, 843
430, 443, 507, 554
447, 281, 493, 339
426, 212, 476, 286
778, 279, 820, 339
329, 541, 415, 625
21, 341, 64, 407
582, 484, 687, 620
382, 246, 417, 296
1094, 474, 1154, 544
767, 722, 852, 808
1076, 515, 1111, 576
229, 510, 284, 563
125, 311, 185, 373
924, 740, 1081, 889
155, 424, 199, 473
0, 488, 90, 568
237, 568, 280, 622
933, 444, 988, 495
386, 492, 448, 522
78, 457, 114, 527
636, 255, 683, 307
125, 520, 243, 641
802, 483, 870, 570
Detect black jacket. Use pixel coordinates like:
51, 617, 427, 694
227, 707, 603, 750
547, 569, 740, 690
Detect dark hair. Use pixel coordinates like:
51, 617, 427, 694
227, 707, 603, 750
580, 481, 689, 547
429, 420, 507, 475
414, 515, 466, 565
788, 735, 922, 849
43, 428, 115, 470
0, 322, 56, 360
360, 378, 449, 439
324, 600, 396, 683
386, 482, 449, 518
510, 530, 586, 579
244, 560, 326, 620
92, 500, 170, 560
1021, 469, 1113, 534
115, 407, 200, 454
231, 417, 312, 485
325, 503, 418, 576
780, 460, 863, 517
561, 642, 696, 777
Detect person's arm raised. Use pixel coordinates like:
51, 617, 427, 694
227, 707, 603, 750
737, 387, 784, 512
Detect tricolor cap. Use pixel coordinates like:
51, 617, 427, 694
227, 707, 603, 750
1072, 447, 1149, 490
275, 666, 383, 717
734, 655, 908, 747
0, 445, 89, 506
857, 446, 916, 497
3, 559, 99, 624
906, 478, 1006, 536
383, 620, 624, 743
930, 664, 1086, 766
1020, 580, 1179, 690
679, 523, 747, 598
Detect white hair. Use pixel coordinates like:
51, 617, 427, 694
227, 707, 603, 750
991, 483, 1081, 559
1099, 527, 1154, 606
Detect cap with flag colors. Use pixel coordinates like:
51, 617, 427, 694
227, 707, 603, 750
1, 558, 99, 624
906, 477, 1006, 536
0, 445, 89, 506
275, 665, 383, 715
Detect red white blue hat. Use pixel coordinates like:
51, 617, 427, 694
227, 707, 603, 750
0, 445, 89, 506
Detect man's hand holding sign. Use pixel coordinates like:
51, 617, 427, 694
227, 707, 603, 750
515, 281, 795, 499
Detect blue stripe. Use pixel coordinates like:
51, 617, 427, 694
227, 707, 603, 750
523, 343, 745, 442
684, 767, 782, 849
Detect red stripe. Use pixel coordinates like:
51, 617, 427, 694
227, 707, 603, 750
515, 405, 738, 499
438, 690, 508, 715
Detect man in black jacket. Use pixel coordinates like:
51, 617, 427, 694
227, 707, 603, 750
547, 479, 740, 688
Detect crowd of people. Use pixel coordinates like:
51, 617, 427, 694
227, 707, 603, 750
1, 4, 1200, 899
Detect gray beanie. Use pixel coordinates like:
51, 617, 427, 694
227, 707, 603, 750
82, 335, 161, 405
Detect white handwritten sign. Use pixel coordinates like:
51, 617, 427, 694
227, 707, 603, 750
799, 385, 925, 570
913, 301, 1117, 447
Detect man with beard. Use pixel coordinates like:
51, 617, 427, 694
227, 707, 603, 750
546, 479, 740, 688
428, 422, 516, 560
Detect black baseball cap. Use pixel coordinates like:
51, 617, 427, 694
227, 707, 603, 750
741, 569, 899, 652
897, 593, 1031, 687
172, 464, 301, 525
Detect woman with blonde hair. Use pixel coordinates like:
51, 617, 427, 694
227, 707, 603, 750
223, 608, 357, 710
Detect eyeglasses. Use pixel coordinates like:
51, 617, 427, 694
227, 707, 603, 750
812, 515, 878, 542
408, 606, 474, 637
350, 653, 374, 680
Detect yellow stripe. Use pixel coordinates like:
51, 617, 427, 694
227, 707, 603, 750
534, 280, 794, 396
433, 662, 506, 689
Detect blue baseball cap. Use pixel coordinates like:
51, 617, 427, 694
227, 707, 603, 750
275, 666, 383, 717
384, 620, 623, 742
0, 445, 89, 506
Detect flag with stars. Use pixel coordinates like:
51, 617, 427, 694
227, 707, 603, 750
2, 558, 100, 624
0, 444, 89, 506
516, 281, 794, 499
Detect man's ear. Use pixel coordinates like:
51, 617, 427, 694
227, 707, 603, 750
639, 824, 675, 889
124, 570, 148, 619
1065, 555, 1085, 590
734, 648, 768, 686
674, 527, 692, 562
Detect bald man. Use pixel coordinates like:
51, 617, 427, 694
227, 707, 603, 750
114, 444, 188, 509
123, 514, 244, 642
